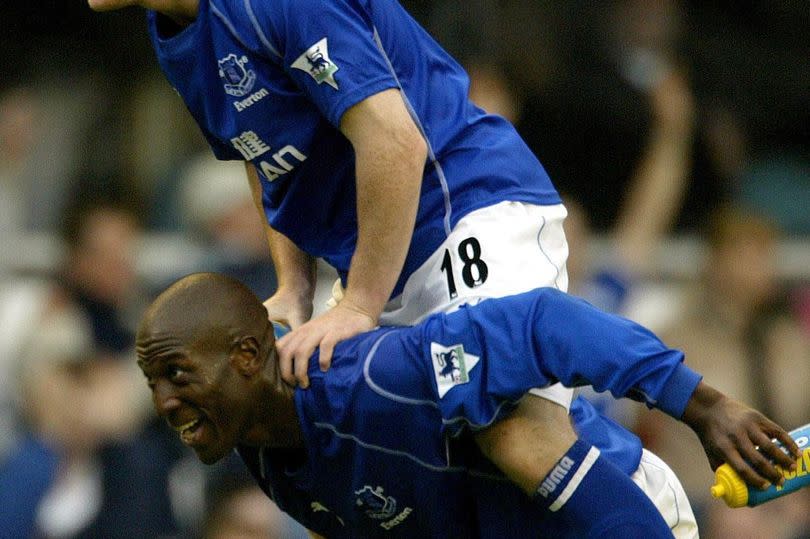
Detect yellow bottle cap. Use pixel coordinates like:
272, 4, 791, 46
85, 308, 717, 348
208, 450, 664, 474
711, 464, 749, 508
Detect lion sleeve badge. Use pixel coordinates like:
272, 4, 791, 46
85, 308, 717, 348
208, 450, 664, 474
291, 37, 340, 90
430, 342, 480, 398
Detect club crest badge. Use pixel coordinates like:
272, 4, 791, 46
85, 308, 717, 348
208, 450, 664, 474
430, 343, 480, 398
218, 53, 257, 97
355, 486, 397, 520
291, 37, 339, 90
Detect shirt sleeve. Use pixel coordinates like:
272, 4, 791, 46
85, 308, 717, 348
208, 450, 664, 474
246, 0, 398, 127
421, 288, 702, 435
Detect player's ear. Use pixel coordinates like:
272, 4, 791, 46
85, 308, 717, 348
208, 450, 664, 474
230, 336, 263, 376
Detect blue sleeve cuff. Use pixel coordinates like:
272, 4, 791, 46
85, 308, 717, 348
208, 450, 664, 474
656, 363, 702, 418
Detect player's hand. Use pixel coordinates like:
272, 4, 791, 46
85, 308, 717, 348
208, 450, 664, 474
263, 288, 313, 330
275, 301, 376, 388
682, 382, 800, 489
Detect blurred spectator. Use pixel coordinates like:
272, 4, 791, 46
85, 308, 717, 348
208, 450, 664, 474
565, 65, 695, 303
129, 74, 211, 231
0, 278, 53, 461
0, 83, 96, 238
684, 1, 810, 157
0, 87, 38, 241
0, 304, 91, 538
1, 190, 205, 538
0, 302, 148, 537
60, 192, 146, 356
426, 0, 565, 94
516, 0, 736, 234
560, 65, 695, 427
635, 206, 810, 530
467, 62, 521, 126
461, 42, 694, 321
0, 281, 197, 538
177, 154, 278, 299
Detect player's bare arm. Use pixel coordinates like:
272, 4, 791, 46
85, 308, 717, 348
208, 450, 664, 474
87, 0, 198, 24
245, 163, 316, 330
275, 88, 427, 388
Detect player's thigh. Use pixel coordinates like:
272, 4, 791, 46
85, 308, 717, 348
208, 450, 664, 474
632, 449, 699, 539
474, 395, 578, 494
380, 201, 570, 326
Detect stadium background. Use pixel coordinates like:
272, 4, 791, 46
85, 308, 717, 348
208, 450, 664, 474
0, 1, 808, 537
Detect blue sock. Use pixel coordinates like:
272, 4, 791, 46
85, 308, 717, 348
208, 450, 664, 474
533, 439, 673, 538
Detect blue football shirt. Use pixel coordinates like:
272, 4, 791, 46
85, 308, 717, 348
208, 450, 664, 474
148, 0, 561, 296
238, 288, 701, 537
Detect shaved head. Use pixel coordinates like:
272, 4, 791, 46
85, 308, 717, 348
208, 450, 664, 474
136, 273, 297, 462
138, 273, 271, 365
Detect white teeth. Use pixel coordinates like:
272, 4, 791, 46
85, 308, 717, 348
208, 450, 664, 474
176, 419, 200, 445
175, 418, 200, 433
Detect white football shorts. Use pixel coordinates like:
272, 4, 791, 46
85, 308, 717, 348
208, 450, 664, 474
632, 449, 699, 538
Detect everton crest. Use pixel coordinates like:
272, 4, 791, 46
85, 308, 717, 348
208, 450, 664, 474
218, 53, 257, 97
355, 486, 397, 520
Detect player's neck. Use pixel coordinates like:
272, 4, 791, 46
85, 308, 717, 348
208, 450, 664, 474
244, 387, 304, 449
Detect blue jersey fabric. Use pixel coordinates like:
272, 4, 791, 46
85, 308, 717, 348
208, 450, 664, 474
148, 0, 560, 296
238, 288, 701, 537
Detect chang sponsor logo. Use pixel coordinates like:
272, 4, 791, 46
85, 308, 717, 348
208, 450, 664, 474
257, 145, 307, 181
229, 132, 307, 181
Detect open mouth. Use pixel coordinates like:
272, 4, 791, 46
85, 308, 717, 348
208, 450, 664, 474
175, 418, 203, 446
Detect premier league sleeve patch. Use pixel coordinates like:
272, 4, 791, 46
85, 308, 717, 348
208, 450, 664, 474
291, 37, 340, 90
430, 342, 480, 398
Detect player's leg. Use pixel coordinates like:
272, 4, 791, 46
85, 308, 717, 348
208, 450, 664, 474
475, 396, 674, 538
474, 394, 578, 493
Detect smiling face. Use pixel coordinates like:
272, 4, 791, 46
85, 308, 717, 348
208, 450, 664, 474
137, 323, 253, 464
137, 273, 296, 462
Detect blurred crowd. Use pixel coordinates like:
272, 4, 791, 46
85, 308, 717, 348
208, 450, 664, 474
0, 1, 808, 538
